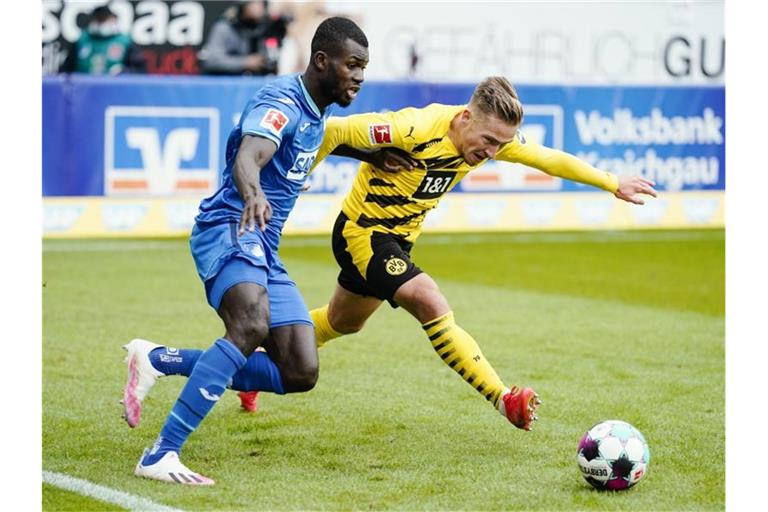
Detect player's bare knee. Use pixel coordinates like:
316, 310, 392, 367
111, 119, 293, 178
326, 305, 367, 334
426, 291, 450, 319
244, 316, 269, 349
282, 363, 319, 393
219, 285, 270, 355
329, 316, 365, 335
396, 279, 449, 322
225, 307, 270, 355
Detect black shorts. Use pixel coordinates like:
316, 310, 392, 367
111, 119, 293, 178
332, 212, 423, 307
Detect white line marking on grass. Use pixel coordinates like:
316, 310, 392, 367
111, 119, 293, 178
43, 471, 185, 512
43, 240, 189, 253
416, 230, 723, 245
43, 230, 721, 253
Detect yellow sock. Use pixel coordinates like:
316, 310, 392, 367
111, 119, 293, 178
422, 311, 507, 408
310, 305, 343, 348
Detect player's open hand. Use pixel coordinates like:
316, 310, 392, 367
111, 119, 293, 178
614, 176, 658, 205
370, 147, 420, 173
239, 193, 273, 235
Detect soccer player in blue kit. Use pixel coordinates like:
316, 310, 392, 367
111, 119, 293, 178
122, 17, 371, 485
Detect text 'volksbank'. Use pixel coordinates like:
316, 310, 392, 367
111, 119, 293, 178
574, 108, 723, 146
574, 108, 723, 191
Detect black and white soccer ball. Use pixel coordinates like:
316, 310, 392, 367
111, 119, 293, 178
576, 419, 650, 491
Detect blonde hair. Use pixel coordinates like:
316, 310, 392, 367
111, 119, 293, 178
469, 76, 524, 126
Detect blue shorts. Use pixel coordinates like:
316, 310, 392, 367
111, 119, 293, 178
190, 221, 312, 328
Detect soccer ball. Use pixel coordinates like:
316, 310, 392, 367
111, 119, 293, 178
576, 420, 650, 491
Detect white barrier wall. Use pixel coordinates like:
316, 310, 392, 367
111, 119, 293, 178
43, 191, 724, 238
341, 1, 724, 84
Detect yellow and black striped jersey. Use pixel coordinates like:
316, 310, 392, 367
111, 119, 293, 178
313, 103, 619, 242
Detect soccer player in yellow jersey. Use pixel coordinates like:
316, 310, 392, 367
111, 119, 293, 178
282, 76, 657, 431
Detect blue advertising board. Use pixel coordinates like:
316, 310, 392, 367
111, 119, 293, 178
42, 75, 724, 196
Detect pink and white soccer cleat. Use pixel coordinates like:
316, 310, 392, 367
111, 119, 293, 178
121, 338, 164, 428
134, 449, 214, 485
238, 391, 260, 412
499, 386, 541, 431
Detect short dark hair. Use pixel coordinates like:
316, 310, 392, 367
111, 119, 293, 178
91, 6, 116, 22
311, 17, 367, 57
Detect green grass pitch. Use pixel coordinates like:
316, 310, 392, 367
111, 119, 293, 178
42, 229, 724, 511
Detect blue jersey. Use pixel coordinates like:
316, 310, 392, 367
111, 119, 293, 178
195, 74, 329, 252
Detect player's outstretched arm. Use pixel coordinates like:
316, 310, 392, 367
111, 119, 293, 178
498, 142, 659, 204
614, 176, 658, 205
234, 135, 278, 235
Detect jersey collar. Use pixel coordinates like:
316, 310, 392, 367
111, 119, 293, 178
298, 75, 322, 118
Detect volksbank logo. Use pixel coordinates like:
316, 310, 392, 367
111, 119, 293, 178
574, 108, 724, 145
573, 107, 724, 192
105, 106, 219, 196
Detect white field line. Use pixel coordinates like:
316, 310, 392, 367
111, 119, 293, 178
415, 230, 722, 245
42, 240, 190, 253
42, 230, 722, 253
42, 470, 185, 512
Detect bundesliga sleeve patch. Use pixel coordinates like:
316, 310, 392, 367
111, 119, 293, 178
368, 123, 393, 145
260, 109, 290, 136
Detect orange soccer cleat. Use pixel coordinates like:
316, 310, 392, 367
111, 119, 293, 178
499, 387, 541, 431
238, 391, 260, 412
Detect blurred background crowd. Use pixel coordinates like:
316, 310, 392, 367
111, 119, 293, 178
44, 1, 371, 77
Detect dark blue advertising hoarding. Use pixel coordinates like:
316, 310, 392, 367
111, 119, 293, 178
43, 75, 724, 196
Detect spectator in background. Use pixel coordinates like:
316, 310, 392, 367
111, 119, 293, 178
60, 5, 145, 75
198, 1, 292, 76
275, 1, 364, 75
